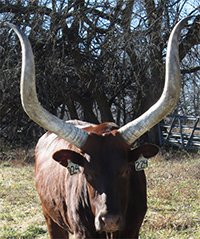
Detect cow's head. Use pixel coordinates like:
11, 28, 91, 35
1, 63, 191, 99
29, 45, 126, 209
53, 130, 159, 232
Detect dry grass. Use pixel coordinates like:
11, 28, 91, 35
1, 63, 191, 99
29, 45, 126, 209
140, 150, 200, 238
0, 148, 48, 239
0, 148, 199, 238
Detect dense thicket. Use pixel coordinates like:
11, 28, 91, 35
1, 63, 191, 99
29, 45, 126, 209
0, 0, 199, 147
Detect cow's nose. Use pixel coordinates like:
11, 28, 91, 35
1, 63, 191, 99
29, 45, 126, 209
99, 214, 123, 232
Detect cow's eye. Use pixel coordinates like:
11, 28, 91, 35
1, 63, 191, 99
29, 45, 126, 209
85, 173, 93, 182
122, 169, 130, 178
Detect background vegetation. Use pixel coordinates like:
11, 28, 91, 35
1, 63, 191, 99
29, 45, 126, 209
0, 0, 200, 147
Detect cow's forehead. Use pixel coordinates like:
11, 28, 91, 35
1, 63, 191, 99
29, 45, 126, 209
83, 132, 130, 169
84, 132, 129, 154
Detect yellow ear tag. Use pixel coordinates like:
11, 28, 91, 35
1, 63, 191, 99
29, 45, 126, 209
67, 160, 81, 175
135, 155, 148, 171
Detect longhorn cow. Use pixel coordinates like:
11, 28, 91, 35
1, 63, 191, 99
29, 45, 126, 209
6, 17, 190, 239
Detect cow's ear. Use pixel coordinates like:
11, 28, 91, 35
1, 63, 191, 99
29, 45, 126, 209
129, 144, 159, 162
53, 150, 86, 167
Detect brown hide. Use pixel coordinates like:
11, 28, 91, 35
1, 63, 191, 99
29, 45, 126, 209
35, 121, 159, 239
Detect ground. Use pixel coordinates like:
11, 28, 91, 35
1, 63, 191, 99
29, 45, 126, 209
0, 147, 200, 238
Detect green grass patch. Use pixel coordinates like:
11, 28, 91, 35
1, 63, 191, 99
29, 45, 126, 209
0, 161, 49, 239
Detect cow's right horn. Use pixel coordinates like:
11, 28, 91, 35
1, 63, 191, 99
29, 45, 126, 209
118, 17, 192, 145
6, 23, 88, 149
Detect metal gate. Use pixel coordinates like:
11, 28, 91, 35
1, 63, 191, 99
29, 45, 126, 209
158, 115, 200, 150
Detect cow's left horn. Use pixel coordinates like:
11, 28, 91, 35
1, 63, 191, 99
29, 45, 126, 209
6, 23, 88, 149
118, 17, 192, 145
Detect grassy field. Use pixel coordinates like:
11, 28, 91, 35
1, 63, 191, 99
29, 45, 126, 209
0, 148, 199, 238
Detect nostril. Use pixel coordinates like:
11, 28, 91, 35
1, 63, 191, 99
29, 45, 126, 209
116, 215, 121, 225
99, 214, 106, 226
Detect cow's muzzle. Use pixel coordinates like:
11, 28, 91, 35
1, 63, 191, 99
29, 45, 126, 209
95, 213, 125, 232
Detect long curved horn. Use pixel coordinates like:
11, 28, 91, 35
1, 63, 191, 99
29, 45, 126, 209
6, 23, 88, 149
118, 17, 192, 145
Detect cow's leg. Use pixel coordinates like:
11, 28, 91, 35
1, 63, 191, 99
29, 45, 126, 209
42, 207, 68, 239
